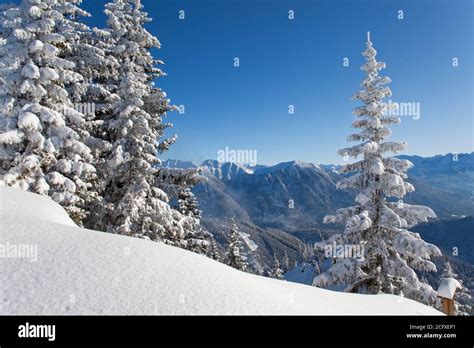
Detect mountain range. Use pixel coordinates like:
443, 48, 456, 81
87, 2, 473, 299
161, 153, 474, 275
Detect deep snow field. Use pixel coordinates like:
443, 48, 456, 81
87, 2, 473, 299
0, 187, 441, 315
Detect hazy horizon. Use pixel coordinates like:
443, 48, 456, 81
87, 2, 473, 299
163, 150, 473, 167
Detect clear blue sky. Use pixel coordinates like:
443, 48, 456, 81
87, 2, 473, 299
15, 0, 474, 164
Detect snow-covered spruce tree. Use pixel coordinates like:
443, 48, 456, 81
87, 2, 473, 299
56, 0, 120, 221
157, 167, 213, 254
177, 187, 200, 219
270, 254, 284, 279
176, 187, 212, 254
0, 0, 97, 224
313, 33, 441, 306
64, 8, 119, 161
62, 7, 126, 228
210, 240, 221, 261
157, 167, 202, 219
225, 218, 248, 271
63, 21, 123, 223
85, 0, 201, 250
439, 262, 471, 315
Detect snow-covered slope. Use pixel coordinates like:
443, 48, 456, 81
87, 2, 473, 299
0, 186, 75, 227
0, 187, 441, 315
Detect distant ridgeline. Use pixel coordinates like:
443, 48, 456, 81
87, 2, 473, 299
159, 153, 473, 276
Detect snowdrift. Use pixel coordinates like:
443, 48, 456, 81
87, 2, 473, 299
0, 187, 441, 315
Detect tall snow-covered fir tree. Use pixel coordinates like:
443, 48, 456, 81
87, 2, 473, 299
63, 4, 119, 159
313, 32, 442, 306
0, 0, 97, 224
225, 217, 248, 272
81, 0, 207, 251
